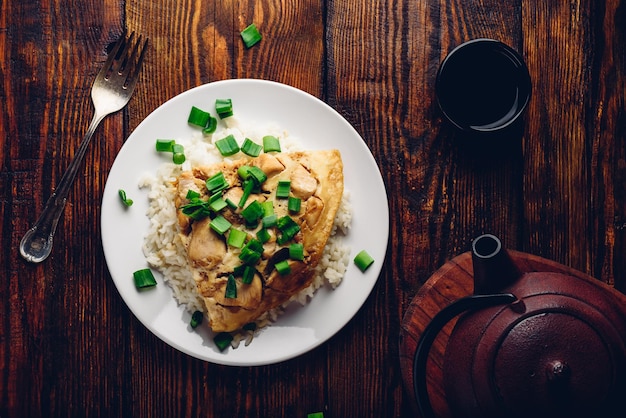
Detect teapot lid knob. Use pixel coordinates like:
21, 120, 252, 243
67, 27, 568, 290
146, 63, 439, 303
546, 360, 570, 383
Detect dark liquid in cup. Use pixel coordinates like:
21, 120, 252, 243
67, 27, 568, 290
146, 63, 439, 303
436, 42, 530, 131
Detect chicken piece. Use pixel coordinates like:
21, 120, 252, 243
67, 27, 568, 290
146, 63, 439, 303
290, 164, 318, 200
175, 172, 206, 232
223, 187, 243, 205
186, 217, 226, 269
254, 153, 285, 176
176, 149, 343, 332
302, 196, 324, 229
211, 273, 263, 309
265, 260, 310, 294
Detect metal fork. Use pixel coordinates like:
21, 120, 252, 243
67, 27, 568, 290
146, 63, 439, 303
20, 32, 148, 263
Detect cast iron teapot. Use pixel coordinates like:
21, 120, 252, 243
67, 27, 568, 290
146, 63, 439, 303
413, 234, 626, 418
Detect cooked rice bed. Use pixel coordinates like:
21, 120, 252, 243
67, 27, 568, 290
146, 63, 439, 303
139, 119, 352, 344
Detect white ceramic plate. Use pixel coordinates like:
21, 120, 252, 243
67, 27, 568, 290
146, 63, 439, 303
101, 79, 389, 366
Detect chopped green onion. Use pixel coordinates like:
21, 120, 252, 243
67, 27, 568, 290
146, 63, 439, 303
239, 246, 262, 265
238, 179, 255, 208
186, 189, 201, 200
181, 199, 211, 220
276, 180, 291, 198
243, 322, 257, 332
288, 196, 301, 213
275, 259, 291, 275
181, 206, 208, 220
156, 139, 175, 152
181, 190, 214, 220
289, 243, 304, 261
239, 239, 263, 264
208, 194, 228, 212
237, 165, 252, 180
233, 264, 247, 276
225, 274, 237, 298
215, 98, 233, 119
188, 106, 211, 127
206, 171, 228, 194
263, 135, 281, 152
241, 200, 264, 225
241, 138, 263, 157
225, 198, 238, 210
172, 143, 186, 164
215, 134, 240, 156
190, 310, 203, 328
248, 166, 267, 185
210, 215, 232, 235
202, 115, 218, 134
276, 215, 300, 245
156, 139, 185, 164
133, 268, 157, 289
237, 166, 267, 200
173, 152, 185, 164
236, 166, 266, 207
184, 208, 207, 220
256, 228, 271, 243
262, 213, 277, 228
354, 250, 375, 272
214, 332, 233, 352
245, 238, 264, 253
241, 265, 255, 284
227, 228, 247, 248
118, 189, 134, 207
261, 200, 274, 216
241, 23, 262, 49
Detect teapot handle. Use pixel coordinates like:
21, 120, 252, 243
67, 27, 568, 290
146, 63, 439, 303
413, 293, 517, 418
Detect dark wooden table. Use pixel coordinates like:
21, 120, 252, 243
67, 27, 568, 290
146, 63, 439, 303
2, 1, 625, 417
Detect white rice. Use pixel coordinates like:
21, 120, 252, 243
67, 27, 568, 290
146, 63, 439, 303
139, 117, 352, 344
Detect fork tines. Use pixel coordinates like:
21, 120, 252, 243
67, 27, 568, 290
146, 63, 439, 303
101, 32, 149, 89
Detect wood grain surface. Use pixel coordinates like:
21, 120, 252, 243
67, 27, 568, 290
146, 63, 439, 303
1, 0, 625, 417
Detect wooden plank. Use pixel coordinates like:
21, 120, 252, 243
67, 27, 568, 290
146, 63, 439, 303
522, 0, 592, 272
323, 0, 422, 415
584, 0, 626, 291
0, 0, 125, 416
522, 0, 626, 291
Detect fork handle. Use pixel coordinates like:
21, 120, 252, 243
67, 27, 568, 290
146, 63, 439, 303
20, 111, 107, 263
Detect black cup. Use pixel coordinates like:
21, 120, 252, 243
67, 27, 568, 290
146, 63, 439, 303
436, 39, 532, 133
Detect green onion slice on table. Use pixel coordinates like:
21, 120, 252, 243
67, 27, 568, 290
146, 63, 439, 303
240, 24, 262, 48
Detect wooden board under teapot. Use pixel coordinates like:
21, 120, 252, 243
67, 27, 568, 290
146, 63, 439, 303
398, 249, 626, 417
